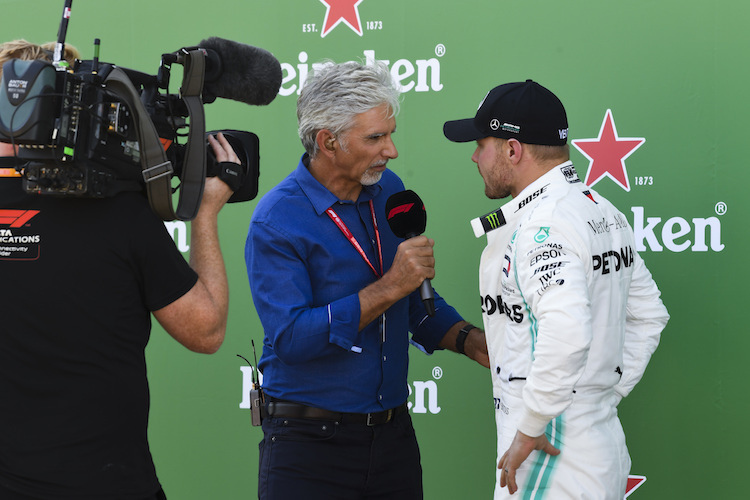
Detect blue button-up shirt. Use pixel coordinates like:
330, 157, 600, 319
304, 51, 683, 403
245, 155, 463, 413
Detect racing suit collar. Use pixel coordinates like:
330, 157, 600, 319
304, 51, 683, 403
470, 161, 576, 238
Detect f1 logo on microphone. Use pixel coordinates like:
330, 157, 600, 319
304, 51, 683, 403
0, 209, 40, 227
387, 203, 414, 220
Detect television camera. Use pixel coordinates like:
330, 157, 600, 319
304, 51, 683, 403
0, 0, 282, 220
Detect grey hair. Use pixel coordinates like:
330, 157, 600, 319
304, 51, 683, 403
297, 60, 401, 157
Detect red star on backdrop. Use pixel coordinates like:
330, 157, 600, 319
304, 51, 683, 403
625, 475, 647, 498
572, 109, 645, 192
320, 0, 364, 37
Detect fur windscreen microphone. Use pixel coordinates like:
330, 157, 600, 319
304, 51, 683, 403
385, 190, 435, 316
198, 37, 282, 106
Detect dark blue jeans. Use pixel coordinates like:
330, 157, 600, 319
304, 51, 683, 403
258, 410, 423, 500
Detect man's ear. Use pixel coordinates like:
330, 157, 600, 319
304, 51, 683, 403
506, 138, 523, 165
316, 129, 337, 157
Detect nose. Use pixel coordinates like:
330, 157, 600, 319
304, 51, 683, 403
383, 136, 398, 159
470, 146, 480, 164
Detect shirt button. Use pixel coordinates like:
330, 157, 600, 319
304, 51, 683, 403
383, 355, 387, 361
379, 395, 383, 400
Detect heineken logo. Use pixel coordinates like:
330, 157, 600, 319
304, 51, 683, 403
572, 109, 645, 192
320, 0, 365, 37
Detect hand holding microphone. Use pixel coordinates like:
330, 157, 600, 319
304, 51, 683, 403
385, 190, 436, 316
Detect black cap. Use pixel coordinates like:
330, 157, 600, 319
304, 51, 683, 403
443, 80, 568, 145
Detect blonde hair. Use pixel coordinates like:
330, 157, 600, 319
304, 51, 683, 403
525, 143, 570, 163
0, 39, 80, 78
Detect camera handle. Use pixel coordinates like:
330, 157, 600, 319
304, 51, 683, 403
103, 49, 207, 221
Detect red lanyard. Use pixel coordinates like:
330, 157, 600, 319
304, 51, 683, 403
326, 200, 383, 278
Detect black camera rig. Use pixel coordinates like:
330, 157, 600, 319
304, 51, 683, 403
0, 0, 280, 220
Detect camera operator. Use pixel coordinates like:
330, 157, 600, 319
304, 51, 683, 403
0, 39, 237, 500
0, 38, 80, 70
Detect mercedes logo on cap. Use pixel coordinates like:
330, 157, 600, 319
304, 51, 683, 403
490, 118, 500, 131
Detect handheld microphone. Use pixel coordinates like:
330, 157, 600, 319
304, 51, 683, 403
197, 37, 282, 106
385, 190, 435, 316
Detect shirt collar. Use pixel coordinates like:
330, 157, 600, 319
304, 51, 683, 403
469, 160, 576, 237
295, 153, 383, 215
506, 160, 575, 213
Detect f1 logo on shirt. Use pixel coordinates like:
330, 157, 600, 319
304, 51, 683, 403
0, 209, 39, 228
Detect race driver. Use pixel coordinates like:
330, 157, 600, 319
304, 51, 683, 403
442, 79, 669, 499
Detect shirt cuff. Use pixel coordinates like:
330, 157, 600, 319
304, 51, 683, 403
410, 304, 463, 353
327, 294, 361, 350
517, 406, 552, 438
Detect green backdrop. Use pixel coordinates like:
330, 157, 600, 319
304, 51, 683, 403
2, 0, 746, 498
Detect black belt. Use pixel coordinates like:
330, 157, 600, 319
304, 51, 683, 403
264, 398, 407, 426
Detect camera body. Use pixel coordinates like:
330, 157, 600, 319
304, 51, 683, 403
0, 48, 260, 218
1, 58, 142, 196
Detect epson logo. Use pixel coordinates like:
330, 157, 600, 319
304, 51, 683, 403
529, 250, 564, 267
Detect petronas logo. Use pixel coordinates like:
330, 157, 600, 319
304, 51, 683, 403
534, 227, 550, 243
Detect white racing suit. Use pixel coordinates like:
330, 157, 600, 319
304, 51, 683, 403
472, 162, 669, 499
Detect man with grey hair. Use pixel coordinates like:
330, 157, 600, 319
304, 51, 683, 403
245, 60, 489, 499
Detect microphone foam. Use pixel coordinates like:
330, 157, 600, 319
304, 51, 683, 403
385, 190, 427, 238
198, 37, 282, 106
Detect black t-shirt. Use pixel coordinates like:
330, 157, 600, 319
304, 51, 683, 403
0, 178, 198, 498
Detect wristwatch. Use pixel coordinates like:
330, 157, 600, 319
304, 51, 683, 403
456, 324, 475, 355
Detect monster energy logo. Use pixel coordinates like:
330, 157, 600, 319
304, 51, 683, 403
481, 209, 507, 233
470, 207, 508, 237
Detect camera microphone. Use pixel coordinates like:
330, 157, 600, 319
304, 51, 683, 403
385, 190, 436, 316
197, 37, 282, 106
